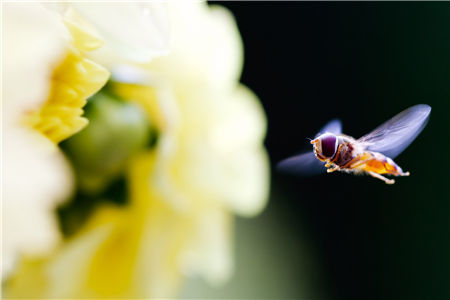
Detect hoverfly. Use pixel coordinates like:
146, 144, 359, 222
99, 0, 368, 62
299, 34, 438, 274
277, 104, 431, 184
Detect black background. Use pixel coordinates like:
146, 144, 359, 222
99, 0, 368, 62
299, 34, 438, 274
211, 2, 450, 300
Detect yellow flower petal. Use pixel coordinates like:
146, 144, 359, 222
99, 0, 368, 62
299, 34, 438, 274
112, 82, 169, 132
24, 13, 110, 144
63, 7, 104, 52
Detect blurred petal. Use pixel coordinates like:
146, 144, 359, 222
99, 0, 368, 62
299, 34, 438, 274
3, 3, 67, 126
149, 2, 243, 90
4, 213, 116, 297
169, 85, 270, 216
72, 2, 170, 63
62, 6, 104, 52
2, 128, 73, 276
180, 207, 233, 285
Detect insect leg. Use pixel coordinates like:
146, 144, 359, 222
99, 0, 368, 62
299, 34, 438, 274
326, 165, 340, 173
323, 158, 340, 173
367, 171, 395, 184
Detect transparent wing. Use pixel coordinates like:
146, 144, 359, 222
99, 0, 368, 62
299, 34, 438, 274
277, 151, 326, 176
315, 118, 342, 137
277, 118, 341, 176
357, 104, 431, 159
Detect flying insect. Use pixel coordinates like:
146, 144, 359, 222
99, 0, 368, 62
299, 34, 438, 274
277, 104, 431, 184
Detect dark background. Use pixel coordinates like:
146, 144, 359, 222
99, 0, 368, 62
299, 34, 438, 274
185, 3, 450, 300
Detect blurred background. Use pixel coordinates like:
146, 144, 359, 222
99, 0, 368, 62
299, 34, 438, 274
183, 3, 450, 299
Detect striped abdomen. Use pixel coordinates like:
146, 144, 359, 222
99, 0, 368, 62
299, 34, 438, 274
332, 142, 407, 176
347, 151, 407, 176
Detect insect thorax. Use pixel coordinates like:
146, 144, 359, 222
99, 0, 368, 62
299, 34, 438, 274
333, 136, 359, 167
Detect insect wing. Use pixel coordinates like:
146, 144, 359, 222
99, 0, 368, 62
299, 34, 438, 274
277, 151, 326, 176
357, 104, 431, 159
315, 118, 342, 137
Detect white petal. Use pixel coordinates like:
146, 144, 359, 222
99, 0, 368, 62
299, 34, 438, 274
180, 208, 233, 285
2, 127, 73, 276
71, 2, 170, 63
2, 3, 67, 126
149, 2, 243, 90
177, 85, 270, 216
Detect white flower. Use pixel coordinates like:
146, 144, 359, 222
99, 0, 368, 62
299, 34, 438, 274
3, 2, 269, 298
2, 2, 170, 278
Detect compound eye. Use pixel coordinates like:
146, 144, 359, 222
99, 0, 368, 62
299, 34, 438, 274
321, 135, 337, 158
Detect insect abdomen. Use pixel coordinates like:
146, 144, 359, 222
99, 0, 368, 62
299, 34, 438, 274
352, 151, 407, 176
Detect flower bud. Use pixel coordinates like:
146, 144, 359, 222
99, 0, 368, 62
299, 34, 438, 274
63, 89, 154, 194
